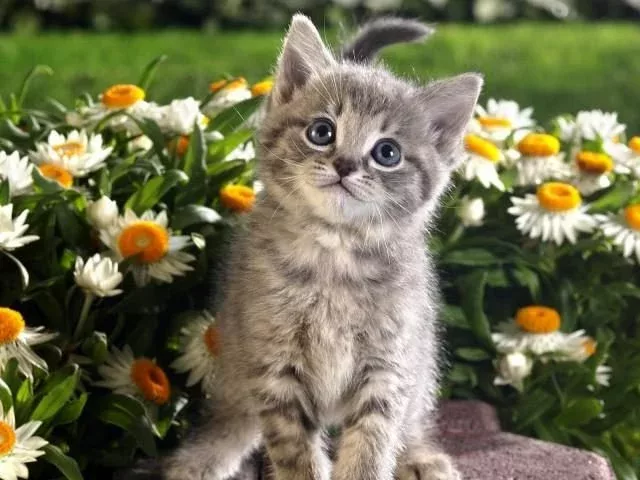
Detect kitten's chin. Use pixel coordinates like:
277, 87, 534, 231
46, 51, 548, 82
301, 183, 371, 224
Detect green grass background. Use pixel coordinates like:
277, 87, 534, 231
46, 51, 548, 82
2, 23, 640, 130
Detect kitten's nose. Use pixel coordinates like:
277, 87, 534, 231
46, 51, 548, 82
333, 157, 357, 178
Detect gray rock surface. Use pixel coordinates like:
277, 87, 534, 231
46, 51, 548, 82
253, 400, 615, 480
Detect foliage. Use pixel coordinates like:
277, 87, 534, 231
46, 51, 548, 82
0, 57, 638, 480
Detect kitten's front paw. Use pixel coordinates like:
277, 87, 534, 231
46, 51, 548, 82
396, 452, 462, 480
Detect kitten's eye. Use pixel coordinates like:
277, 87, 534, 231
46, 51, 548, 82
306, 119, 336, 147
371, 139, 402, 168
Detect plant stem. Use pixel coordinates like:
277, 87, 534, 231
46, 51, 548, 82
74, 293, 95, 341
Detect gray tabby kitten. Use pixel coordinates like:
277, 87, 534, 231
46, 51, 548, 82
131, 14, 482, 480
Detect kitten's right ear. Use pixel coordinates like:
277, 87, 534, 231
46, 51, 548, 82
272, 14, 336, 106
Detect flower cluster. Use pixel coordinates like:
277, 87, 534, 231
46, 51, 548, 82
0, 62, 269, 479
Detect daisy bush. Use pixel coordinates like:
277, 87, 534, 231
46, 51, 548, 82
441, 101, 640, 478
0, 60, 639, 480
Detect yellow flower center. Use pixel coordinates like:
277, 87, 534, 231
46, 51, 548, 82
39, 163, 73, 189
629, 136, 640, 154
53, 141, 85, 158
516, 306, 561, 334
102, 84, 145, 109
117, 221, 169, 263
251, 80, 273, 97
536, 182, 581, 212
518, 133, 560, 157
624, 204, 640, 231
220, 185, 256, 213
477, 116, 512, 129
209, 77, 248, 93
0, 421, 16, 456
130, 358, 170, 405
0, 308, 25, 345
582, 338, 597, 358
203, 325, 221, 357
575, 151, 613, 174
464, 134, 501, 163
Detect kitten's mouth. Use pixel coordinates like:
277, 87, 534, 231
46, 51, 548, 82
321, 181, 356, 198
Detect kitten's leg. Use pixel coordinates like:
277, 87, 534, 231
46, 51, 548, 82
160, 403, 261, 480
331, 369, 405, 480
395, 443, 461, 480
395, 415, 461, 480
256, 372, 330, 480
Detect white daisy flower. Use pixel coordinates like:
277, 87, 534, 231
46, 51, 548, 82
457, 196, 485, 227
203, 77, 252, 117
606, 137, 640, 177
85, 196, 119, 230
157, 97, 209, 136
460, 134, 505, 191
494, 351, 533, 391
30, 130, 113, 187
492, 306, 592, 362
0, 151, 33, 197
559, 110, 625, 144
508, 182, 596, 245
225, 141, 255, 162
0, 307, 56, 379
68, 84, 162, 135
571, 151, 614, 196
96, 345, 171, 405
74, 254, 123, 298
99, 209, 195, 286
0, 402, 48, 480
472, 98, 535, 143
0, 205, 39, 252
253, 180, 265, 195
515, 133, 570, 186
596, 205, 640, 262
171, 311, 220, 395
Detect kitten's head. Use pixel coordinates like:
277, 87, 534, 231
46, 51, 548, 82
257, 15, 482, 226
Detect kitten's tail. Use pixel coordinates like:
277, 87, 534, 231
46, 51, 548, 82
340, 17, 434, 63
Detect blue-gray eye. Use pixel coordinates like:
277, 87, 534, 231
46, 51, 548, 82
306, 119, 335, 146
371, 139, 401, 167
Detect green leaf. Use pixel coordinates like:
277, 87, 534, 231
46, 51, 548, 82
137, 55, 168, 91
510, 266, 541, 300
171, 205, 222, 230
17, 65, 54, 107
0, 181, 10, 205
458, 271, 493, 348
441, 305, 469, 330
554, 398, 603, 427
130, 117, 168, 162
1, 250, 29, 288
52, 393, 88, 426
207, 96, 262, 136
514, 390, 555, 430
0, 379, 12, 412
589, 180, 635, 212
31, 370, 78, 423
442, 248, 501, 266
95, 394, 157, 456
43, 444, 83, 480
175, 124, 207, 206
455, 347, 491, 361
125, 170, 188, 215
208, 129, 254, 162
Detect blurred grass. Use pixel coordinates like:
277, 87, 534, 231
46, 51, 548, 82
1, 23, 640, 129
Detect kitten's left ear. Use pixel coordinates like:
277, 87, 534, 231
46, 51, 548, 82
272, 14, 336, 106
417, 73, 483, 164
